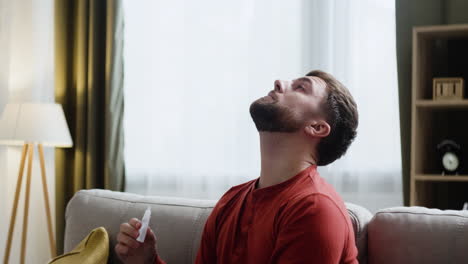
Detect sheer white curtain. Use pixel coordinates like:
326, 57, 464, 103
306, 0, 402, 211
123, 0, 402, 211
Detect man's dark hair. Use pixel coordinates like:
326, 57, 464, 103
306, 70, 358, 166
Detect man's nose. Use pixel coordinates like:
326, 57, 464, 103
274, 80, 290, 93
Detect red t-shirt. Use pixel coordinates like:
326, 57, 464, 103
157, 165, 358, 264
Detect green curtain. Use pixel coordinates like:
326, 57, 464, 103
396, 0, 468, 205
54, 0, 125, 254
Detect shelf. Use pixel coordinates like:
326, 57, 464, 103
415, 24, 468, 38
415, 174, 468, 182
415, 100, 468, 108
412, 109, 468, 175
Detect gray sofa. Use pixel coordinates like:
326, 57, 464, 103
64, 189, 468, 264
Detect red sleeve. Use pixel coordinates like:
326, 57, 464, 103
154, 254, 166, 264
194, 205, 219, 264
270, 194, 349, 264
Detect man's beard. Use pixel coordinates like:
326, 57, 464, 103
249, 98, 303, 132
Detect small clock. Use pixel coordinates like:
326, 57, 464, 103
437, 139, 461, 175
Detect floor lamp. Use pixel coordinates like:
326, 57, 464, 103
0, 103, 73, 264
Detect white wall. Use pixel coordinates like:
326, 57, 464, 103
0, 0, 56, 263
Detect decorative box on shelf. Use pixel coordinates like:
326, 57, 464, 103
433, 77, 464, 100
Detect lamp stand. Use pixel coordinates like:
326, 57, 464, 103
3, 143, 57, 264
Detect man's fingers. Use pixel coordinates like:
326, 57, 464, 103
117, 233, 140, 249
120, 222, 139, 239
146, 227, 156, 243
115, 243, 129, 257
129, 218, 141, 229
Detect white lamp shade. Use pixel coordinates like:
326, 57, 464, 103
0, 103, 73, 148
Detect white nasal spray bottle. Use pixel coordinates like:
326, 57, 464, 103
136, 207, 151, 242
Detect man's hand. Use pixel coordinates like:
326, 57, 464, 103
115, 218, 158, 264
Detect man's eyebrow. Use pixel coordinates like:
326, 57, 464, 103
296, 77, 312, 84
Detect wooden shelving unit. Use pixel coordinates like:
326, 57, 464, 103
410, 24, 468, 209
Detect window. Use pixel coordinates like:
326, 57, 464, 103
123, 0, 401, 211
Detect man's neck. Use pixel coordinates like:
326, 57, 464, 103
257, 132, 317, 189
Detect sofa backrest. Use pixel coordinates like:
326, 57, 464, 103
65, 189, 372, 263
368, 206, 468, 264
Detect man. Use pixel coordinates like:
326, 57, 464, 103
116, 70, 359, 263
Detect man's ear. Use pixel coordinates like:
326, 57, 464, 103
304, 120, 330, 138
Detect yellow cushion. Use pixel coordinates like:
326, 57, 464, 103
49, 227, 109, 264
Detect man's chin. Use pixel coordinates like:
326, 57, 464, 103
249, 101, 301, 133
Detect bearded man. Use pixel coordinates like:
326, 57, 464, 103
116, 70, 359, 264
